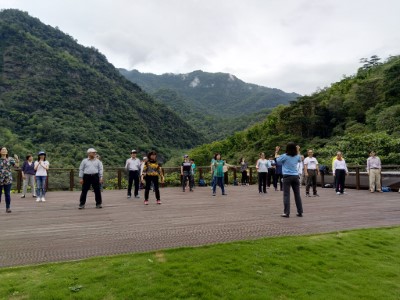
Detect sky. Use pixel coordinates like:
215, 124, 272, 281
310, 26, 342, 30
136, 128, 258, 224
1, 0, 400, 95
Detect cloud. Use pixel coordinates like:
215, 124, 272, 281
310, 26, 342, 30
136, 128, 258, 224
2, 0, 400, 94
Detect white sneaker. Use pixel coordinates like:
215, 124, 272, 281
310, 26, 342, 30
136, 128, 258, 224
336, 192, 340, 195
41, 197, 46, 202
36, 197, 41, 202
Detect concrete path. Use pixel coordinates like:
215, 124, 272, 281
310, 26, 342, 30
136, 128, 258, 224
0, 186, 399, 267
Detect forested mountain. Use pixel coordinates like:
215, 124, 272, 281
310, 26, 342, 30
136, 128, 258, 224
189, 55, 400, 166
119, 69, 300, 141
0, 9, 204, 166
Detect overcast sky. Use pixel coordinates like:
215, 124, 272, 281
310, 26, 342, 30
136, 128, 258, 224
2, 0, 400, 94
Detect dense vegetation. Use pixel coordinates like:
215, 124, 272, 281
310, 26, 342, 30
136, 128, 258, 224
0, 9, 204, 166
189, 55, 400, 167
120, 69, 300, 141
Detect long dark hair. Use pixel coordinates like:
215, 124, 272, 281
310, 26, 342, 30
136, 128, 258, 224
285, 142, 298, 157
214, 153, 221, 160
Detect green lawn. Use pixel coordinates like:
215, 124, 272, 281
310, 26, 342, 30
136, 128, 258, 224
1, 227, 399, 300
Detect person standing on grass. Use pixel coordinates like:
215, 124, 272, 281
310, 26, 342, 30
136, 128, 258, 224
141, 151, 164, 205
181, 155, 193, 192
0, 147, 19, 213
333, 151, 348, 195
239, 157, 249, 186
256, 152, 270, 194
275, 143, 303, 218
125, 150, 141, 199
211, 153, 227, 196
21, 154, 36, 198
78, 148, 103, 209
367, 151, 382, 193
34, 151, 49, 202
304, 149, 320, 197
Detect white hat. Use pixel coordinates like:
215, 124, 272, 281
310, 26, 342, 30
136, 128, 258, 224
87, 148, 97, 153
131, 149, 137, 153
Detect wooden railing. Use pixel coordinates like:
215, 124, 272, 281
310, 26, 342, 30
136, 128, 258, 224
11, 165, 400, 192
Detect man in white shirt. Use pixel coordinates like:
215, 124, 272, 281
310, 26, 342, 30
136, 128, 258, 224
304, 149, 319, 197
125, 150, 141, 199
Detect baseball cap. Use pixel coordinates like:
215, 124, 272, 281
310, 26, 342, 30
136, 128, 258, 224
38, 151, 46, 156
131, 149, 137, 153
87, 148, 97, 153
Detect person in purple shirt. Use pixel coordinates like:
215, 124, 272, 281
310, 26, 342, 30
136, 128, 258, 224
21, 154, 37, 198
275, 143, 303, 218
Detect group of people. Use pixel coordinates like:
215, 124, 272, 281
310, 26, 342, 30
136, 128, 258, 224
0, 143, 394, 215
0, 146, 49, 213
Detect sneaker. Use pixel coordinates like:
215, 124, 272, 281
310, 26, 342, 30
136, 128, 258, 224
305, 194, 310, 197
212, 193, 216, 196
135, 195, 140, 199
78, 205, 85, 209
336, 192, 340, 195
6, 208, 11, 213
281, 213, 289, 218
222, 193, 228, 196
296, 213, 303, 217
127, 195, 131, 199
313, 194, 320, 197
41, 197, 46, 202
144, 200, 149, 205
36, 197, 41, 202
21, 195, 26, 198
156, 200, 162, 205
96, 204, 102, 209
33, 195, 37, 197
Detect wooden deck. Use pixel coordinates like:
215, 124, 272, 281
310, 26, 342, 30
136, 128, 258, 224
0, 186, 399, 267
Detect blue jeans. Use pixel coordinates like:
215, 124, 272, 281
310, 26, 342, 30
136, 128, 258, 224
0, 184, 12, 209
36, 176, 47, 198
212, 176, 225, 194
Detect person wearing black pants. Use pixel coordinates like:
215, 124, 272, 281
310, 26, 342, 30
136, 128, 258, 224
333, 151, 348, 195
181, 155, 193, 192
141, 151, 164, 205
256, 153, 270, 194
267, 155, 276, 188
125, 150, 141, 199
79, 148, 103, 209
274, 158, 283, 191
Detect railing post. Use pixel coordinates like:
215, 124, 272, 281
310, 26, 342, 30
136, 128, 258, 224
199, 167, 203, 179
249, 167, 253, 185
320, 172, 325, 188
233, 168, 237, 182
162, 168, 165, 188
70, 169, 74, 191
17, 169, 22, 193
355, 167, 360, 190
118, 169, 122, 190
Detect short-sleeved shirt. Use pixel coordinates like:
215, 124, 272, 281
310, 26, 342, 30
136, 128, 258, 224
213, 160, 225, 177
182, 161, 192, 173
0, 157, 16, 185
143, 160, 162, 177
304, 157, 318, 170
35, 160, 49, 176
257, 159, 270, 172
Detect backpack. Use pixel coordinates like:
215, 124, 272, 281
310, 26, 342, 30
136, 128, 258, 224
198, 178, 206, 187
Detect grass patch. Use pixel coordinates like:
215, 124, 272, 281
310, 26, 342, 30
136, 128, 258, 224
1, 227, 400, 299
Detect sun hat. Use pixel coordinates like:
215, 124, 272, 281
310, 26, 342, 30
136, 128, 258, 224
38, 151, 46, 156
